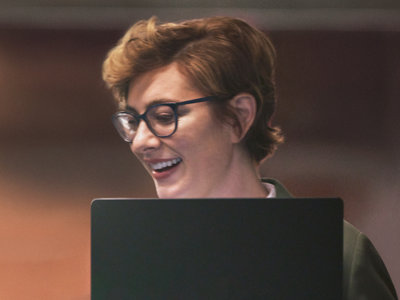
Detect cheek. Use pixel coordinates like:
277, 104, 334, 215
181, 124, 232, 161
171, 132, 200, 156
171, 109, 233, 160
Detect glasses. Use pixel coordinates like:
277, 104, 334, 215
112, 96, 215, 142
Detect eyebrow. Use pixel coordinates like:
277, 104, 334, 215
125, 98, 179, 113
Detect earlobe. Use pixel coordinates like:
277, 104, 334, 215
229, 93, 257, 143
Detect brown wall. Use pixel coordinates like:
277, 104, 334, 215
0, 26, 399, 299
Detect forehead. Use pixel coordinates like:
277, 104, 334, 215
127, 63, 202, 111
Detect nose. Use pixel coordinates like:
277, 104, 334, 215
130, 120, 161, 154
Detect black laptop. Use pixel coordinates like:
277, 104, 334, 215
91, 198, 343, 300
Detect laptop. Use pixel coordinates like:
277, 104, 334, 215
91, 198, 343, 300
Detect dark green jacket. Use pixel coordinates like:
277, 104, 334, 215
263, 178, 398, 300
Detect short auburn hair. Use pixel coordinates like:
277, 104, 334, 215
102, 16, 283, 162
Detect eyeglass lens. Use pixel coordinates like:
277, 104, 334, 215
114, 104, 177, 141
146, 105, 176, 136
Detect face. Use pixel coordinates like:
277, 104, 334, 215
126, 63, 236, 198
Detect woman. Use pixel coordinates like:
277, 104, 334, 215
102, 16, 397, 299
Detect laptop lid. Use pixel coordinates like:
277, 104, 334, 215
91, 198, 343, 300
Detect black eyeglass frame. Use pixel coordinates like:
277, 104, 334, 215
112, 96, 216, 142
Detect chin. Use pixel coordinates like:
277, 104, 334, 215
155, 185, 193, 199
156, 186, 181, 199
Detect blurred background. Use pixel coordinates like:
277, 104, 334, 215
0, 1, 399, 299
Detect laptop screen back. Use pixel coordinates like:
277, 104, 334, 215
91, 198, 343, 300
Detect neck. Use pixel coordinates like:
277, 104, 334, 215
205, 146, 267, 198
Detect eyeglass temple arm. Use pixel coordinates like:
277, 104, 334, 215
175, 96, 216, 106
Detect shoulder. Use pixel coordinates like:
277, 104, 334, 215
343, 221, 397, 299
261, 178, 397, 299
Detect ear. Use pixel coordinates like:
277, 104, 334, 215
229, 93, 257, 143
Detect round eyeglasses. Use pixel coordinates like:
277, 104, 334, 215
112, 96, 215, 142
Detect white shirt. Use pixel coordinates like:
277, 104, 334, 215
263, 181, 276, 198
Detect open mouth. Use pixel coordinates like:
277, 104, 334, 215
150, 158, 182, 173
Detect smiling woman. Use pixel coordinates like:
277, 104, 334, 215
101, 16, 398, 299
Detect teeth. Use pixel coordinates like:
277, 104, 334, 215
150, 158, 182, 170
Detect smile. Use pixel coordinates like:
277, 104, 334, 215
150, 158, 182, 173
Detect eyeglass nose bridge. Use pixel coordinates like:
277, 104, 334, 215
132, 113, 163, 139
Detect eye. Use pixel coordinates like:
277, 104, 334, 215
148, 105, 175, 125
128, 120, 138, 127
154, 111, 175, 124
126, 115, 139, 128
